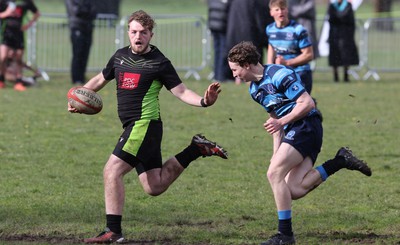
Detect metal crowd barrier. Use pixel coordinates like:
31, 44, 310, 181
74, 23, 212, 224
24, 15, 399, 81
303, 17, 399, 81
362, 17, 400, 80
26, 13, 208, 80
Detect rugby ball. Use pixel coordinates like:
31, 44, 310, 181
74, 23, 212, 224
67, 86, 103, 115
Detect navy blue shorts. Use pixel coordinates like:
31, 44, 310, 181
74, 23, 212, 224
282, 115, 322, 164
112, 120, 163, 175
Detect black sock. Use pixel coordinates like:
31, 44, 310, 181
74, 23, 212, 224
106, 214, 122, 234
0, 75, 4, 81
321, 157, 346, 177
175, 144, 201, 168
278, 218, 293, 236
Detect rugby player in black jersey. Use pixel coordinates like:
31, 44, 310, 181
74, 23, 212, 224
68, 10, 228, 244
0, 0, 40, 91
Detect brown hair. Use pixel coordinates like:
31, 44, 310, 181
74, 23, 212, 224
227, 41, 260, 67
127, 10, 156, 31
269, 0, 287, 9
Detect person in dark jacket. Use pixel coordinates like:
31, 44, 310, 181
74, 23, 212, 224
225, 0, 273, 83
207, 0, 231, 82
288, 0, 319, 59
327, 0, 359, 82
65, 0, 97, 85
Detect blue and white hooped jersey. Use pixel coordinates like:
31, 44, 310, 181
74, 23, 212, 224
266, 20, 312, 73
249, 65, 316, 119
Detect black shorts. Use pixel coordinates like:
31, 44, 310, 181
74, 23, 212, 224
2, 28, 24, 50
112, 119, 163, 175
282, 115, 323, 164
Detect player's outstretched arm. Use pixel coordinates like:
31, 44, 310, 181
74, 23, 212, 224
170, 82, 221, 107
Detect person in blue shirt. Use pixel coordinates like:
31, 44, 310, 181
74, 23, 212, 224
228, 41, 371, 245
266, 0, 313, 94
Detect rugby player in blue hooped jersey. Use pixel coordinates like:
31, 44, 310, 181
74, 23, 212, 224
266, 0, 314, 94
228, 41, 371, 245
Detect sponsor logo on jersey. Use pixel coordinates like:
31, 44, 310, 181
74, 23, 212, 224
119, 72, 140, 90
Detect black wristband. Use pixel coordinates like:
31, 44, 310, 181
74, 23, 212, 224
200, 98, 208, 107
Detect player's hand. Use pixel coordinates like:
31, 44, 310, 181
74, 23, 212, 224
264, 117, 283, 135
67, 102, 80, 113
203, 82, 221, 106
275, 55, 287, 65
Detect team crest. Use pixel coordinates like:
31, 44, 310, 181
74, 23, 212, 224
286, 32, 294, 40
285, 130, 295, 140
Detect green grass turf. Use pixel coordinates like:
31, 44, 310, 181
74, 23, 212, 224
1, 1, 399, 244
0, 72, 399, 244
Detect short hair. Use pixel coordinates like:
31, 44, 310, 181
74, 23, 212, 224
127, 10, 156, 31
227, 41, 260, 67
269, 0, 287, 9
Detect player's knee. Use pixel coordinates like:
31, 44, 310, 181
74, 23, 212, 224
103, 168, 118, 183
266, 167, 281, 184
103, 164, 126, 182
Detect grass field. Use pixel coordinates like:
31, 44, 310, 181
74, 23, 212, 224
1, 72, 400, 244
1, 1, 400, 244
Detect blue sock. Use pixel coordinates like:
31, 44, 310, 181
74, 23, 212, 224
316, 165, 328, 181
278, 210, 293, 236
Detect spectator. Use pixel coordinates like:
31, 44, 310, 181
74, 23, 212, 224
225, 0, 273, 84
0, 0, 40, 91
65, 0, 97, 85
266, 0, 314, 94
327, 0, 359, 82
207, 0, 231, 83
288, 0, 319, 59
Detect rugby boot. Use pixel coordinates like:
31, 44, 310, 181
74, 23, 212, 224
84, 227, 124, 244
260, 232, 296, 245
191, 134, 228, 159
336, 147, 372, 176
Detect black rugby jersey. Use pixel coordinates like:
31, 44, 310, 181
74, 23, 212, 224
3, 0, 38, 30
102, 45, 182, 128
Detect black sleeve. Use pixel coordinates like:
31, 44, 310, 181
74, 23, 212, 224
102, 53, 116, 81
158, 59, 182, 90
